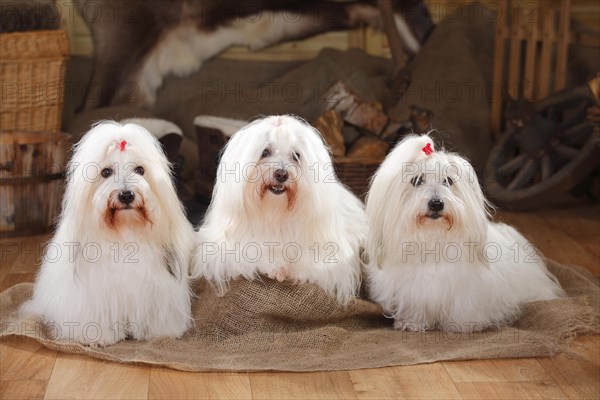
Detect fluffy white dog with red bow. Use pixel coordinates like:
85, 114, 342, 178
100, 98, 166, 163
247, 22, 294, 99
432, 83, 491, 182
364, 135, 565, 332
22, 121, 194, 346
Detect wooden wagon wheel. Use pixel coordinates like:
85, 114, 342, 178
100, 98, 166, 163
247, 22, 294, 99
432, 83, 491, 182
484, 79, 600, 211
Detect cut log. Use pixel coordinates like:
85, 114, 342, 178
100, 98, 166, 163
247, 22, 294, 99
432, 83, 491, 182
0, 131, 71, 237
323, 81, 388, 135
346, 137, 390, 160
312, 109, 345, 157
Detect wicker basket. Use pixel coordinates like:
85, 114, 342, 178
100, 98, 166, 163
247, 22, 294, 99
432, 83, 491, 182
334, 157, 382, 199
0, 30, 69, 132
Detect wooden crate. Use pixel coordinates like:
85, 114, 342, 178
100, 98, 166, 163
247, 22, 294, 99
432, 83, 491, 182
0, 131, 71, 236
491, 0, 572, 137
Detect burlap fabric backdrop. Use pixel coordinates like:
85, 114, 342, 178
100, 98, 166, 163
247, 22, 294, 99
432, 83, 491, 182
1, 260, 598, 372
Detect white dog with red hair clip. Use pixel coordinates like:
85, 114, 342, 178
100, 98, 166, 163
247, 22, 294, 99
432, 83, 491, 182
21, 121, 194, 346
364, 134, 565, 332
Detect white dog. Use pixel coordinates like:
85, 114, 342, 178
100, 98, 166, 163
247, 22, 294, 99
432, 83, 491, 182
364, 134, 565, 332
21, 121, 194, 346
195, 115, 367, 304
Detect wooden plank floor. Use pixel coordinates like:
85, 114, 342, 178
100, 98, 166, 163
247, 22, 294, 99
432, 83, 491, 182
1, 205, 598, 399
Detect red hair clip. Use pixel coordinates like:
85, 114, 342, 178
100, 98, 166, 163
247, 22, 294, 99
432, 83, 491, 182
118, 140, 127, 152
422, 142, 433, 156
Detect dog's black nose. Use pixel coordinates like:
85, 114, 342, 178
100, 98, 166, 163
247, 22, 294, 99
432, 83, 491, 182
118, 190, 135, 205
274, 169, 288, 183
428, 198, 444, 212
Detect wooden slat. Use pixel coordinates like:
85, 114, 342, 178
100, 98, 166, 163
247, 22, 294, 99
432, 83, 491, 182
0, 339, 57, 381
523, 24, 539, 101
454, 381, 567, 399
555, 0, 571, 90
349, 364, 461, 399
0, 379, 48, 400
570, 31, 600, 48
149, 368, 252, 400
508, 19, 524, 100
0, 235, 48, 274
499, 210, 600, 274
541, 154, 553, 181
45, 354, 150, 400
499, 153, 528, 175
568, 335, 600, 366
446, 353, 570, 399
553, 143, 579, 159
250, 371, 357, 400
0, 272, 35, 291
536, 205, 600, 262
537, 8, 557, 99
347, 28, 366, 50
444, 358, 551, 382
538, 351, 600, 399
491, 0, 509, 138
507, 158, 538, 190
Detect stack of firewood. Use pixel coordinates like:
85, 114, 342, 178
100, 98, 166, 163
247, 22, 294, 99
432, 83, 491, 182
312, 81, 432, 160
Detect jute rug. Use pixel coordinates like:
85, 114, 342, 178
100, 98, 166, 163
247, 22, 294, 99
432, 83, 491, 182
1, 260, 598, 372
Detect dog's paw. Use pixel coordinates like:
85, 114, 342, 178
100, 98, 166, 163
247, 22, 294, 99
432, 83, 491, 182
80, 337, 113, 348
393, 320, 428, 332
77, 327, 124, 348
267, 265, 289, 282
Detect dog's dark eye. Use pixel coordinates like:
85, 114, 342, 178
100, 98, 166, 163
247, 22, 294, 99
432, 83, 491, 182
134, 166, 144, 175
444, 177, 454, 187
292, 151, 300, 161
101, 168, 113, 178
261, 148, 271, 158
411, 175, 425, 187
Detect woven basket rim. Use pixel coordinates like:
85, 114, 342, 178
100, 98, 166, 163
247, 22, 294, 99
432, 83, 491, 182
0, 29, 69, 40
334, 157, 383, 164
0, 131, 71, 145
0, 29, 69, 59
0, 56, 68, 63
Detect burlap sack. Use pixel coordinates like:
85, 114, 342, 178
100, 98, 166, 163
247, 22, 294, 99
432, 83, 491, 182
1, 260, 598, 372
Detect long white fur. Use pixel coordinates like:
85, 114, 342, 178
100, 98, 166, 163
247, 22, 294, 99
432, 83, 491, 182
194, 115, 367, 304
364, 134, 565, 332
21, 121, 194, 346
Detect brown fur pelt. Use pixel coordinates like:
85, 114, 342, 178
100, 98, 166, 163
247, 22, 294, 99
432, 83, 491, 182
76, 0, 434, 110
0, 0, 59, 33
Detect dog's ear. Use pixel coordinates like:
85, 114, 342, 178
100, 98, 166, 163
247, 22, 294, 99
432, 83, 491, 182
375, 247, 385, 270
365, 186, 388, 271
363, 231, 384, 270
449, 156, 491, 267
477, 245, 491, 268
162, 246, 184, 280
447, 153, 493, 217
365, 151, 393, 270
